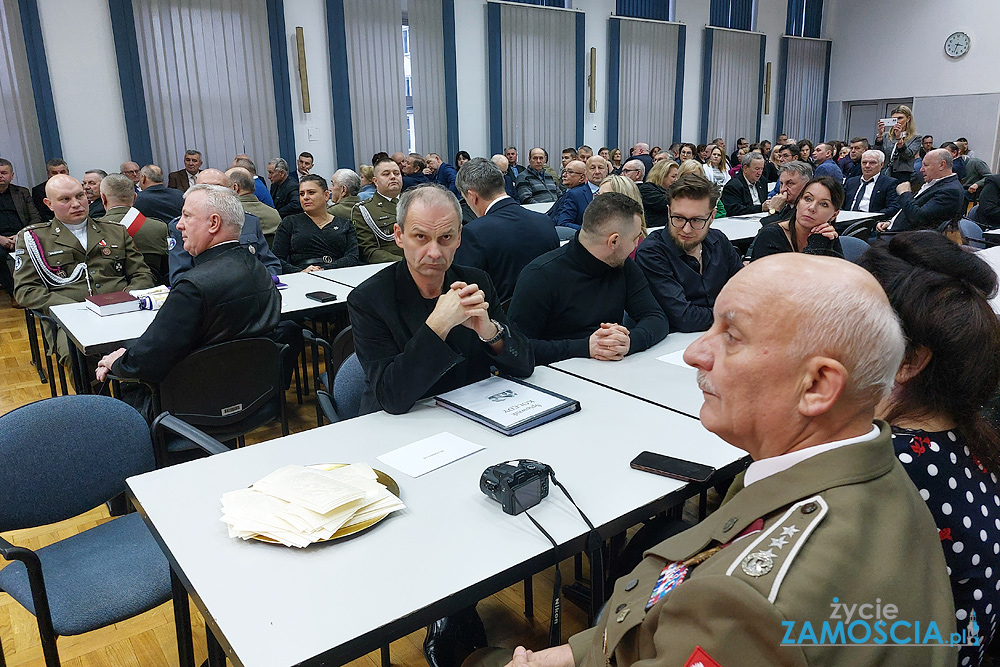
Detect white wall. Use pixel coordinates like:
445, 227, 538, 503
825, 0, 1000, 168
756, 0, 786, 143
454, 0, 490, 157
37, 0, 129, 178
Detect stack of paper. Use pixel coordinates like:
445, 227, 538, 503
220, 463, 404, 547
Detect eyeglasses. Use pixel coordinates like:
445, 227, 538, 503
564, 170, 585, 176
622, 168, 641, 174
669, 214, 712, 230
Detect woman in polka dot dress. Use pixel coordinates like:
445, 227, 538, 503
860, 231, 1000, 666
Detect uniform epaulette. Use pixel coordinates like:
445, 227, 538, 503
725, 495, 828, 603
22, 221, 52, 231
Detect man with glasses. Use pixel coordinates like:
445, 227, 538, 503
635, 174, 741, 332
120, 161, 142, 193
720, 151, 768, 217
547, 159, 587, 222
620, 159, 645, 183
555, 155, 608, 230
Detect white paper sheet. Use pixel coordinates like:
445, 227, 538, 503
435, 376, 567, 428
656, 349, 695, 369
376, 432, 484, 478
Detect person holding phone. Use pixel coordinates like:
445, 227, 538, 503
272, 174, 359, 274
874, 105, 923, 182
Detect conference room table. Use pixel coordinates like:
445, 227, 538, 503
127, 366, 747, 667
550, 332, 706, 420
311, 262, 393, 288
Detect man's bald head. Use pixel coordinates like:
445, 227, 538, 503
196, 168, 232, 187
44, 175, 89, 225
491, 154, 509, 173
226, 167, 255, 195
920, 148, 954, 181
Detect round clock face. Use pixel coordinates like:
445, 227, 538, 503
945, 31, 970, 58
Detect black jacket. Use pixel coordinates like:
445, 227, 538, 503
891, 174, 966, 232
111, 241, 282, 384
842, 174, 900, 218
135, 184, 185, 223
348, 262, 534, 416
0, 184, 40, 235
168, 213, 281, 286
978, 174, 1000, 228
634, 227, 742, 333
721, 171, 768, 217
32, 181, 53, 222
270, 177, 303, 218
637, 182, 670, 229
453, 197, 559, 303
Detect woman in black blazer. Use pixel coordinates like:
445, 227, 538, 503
874, 104, 923, 182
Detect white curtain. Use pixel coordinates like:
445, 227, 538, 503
132, 0, 279, 172
0, 0, 46, 183
498, 3, 578, 162
408, 0, 448, 156
704, 27, 763, 144
343, 0, 407, 164
781, 36, 829, 143
615, 17, 682, 150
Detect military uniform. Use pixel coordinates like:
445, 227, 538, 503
239, 194, 282, 243
97, 206, 169, 286
328, 194, 361, 221
567, 423, 956, 667
351, 192, 403, 264
13, 217, 155, 362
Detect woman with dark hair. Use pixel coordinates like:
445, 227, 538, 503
858, 230, 1000, 665
677, 143, 697, 162
454, 150, 471, 168
273, 174, 360, 273
609, 147, 624, 172
797, 139, 814, 163
747, 176, 844, 260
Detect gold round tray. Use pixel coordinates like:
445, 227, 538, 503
251, 464, 400, 544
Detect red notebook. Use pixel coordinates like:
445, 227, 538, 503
85, 292, 140, 316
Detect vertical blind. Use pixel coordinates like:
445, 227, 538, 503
0, 0, 46, 183
132, 0, 279, 172
342, 0, 407, 165
495, 2, 578, 160
611, 17, 683, 150
702, 27, 764, 144
408, 0, 448, 156
779, 36, 830, 142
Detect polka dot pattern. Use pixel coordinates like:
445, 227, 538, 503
893, 428, 1000, 664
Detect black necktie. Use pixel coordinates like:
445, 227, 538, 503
852, 179, 872, 211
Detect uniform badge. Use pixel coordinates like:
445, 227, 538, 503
167, 237, 176, 250
114, 260, 124, 274
684, 646, 723, 667
740, 549, 775, 577
248, 245, 256, 254
13, 255, 22, 271
645, 561, 689, 610
102, 247, 111, 256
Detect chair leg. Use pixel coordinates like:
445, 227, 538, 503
300, 348, 309, 396
206, 623, 226, 667
25, 310, 47, 384
293, 364, 303, 405
172, 569, 196, 667
0, 629, 6, 667
45, 353, 57, 398
523, 575, 533, 617
37, 623, 60, 667
381, 643, 391, 667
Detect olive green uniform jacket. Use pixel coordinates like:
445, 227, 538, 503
351, 192, 403, 264
239, 194, 282, 240
569, 422, 956, 667
97, 206, 169, 286
328, 194, 361, 221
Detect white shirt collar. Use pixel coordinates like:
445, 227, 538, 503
917, 172, 957, 195
743, 424, 880, 487
484, 195, 511, 215
861, 172, 879, 185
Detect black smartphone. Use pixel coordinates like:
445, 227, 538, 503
305, 291, 338, 303
630, 451, 716, 483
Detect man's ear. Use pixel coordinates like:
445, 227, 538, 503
799, 356, 848, 417
393, 222, 403, 248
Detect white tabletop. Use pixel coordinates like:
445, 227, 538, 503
50, 273, 346, 356
127, 367, 744, 667
312, 262, 394, 288
522, 202, 553, 215
549, 331, 706, 419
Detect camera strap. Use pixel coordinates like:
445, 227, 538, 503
516, 470, 597, 648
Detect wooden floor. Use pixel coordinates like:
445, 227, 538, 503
0, 292, 600, 667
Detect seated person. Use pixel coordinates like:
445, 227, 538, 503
842, 150, 900, 223
95, 185, 281, 420
96, 174, 169, 285
272, 174, 359, 273
352, 157, 404, 264
859, 231, 1000, 665
636, 174, 741, 332
454, 158, 559, 303
347, 183, 533, 416
14, 175, 154, 365
637, 159, 678, 230
327, 169, 363, 219
877, 148, 965, 233
596, 175, 647, 258
401, 153, 431, 191
484, 253, 956, 667
761, 160, 813, 222
547, 159, 587, 223
748, 176, 844, 261
556, 156, 608, 230
978, 174, 1000, 228
720, 151, 768, 217
225, 166, 281, 246
508, 193, 668, 365
515, 148, 562, 204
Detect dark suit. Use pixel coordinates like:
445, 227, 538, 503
843, 174, 900, 218
556, 184, 594, 230
435, 163, 460, 198
978, 174, 1000, 228
502, 171, 518, 199
31, 181, 53, 222
402, 172, 430, 191
167, 169, 199, 192
135, 184, 185, 223
88, 199, 105, 219
890, 174, 966, 232
0, 184, 41, 293
347, 261, 534, 416
637, 182, 669, 229
634, 154, 654, 176
453, 197, 559, 303
270, 177, 302, 218
720, 171, 768, 217
167, 212, 281, 286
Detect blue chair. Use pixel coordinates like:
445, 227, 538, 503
0, 395, 182, 667
968, 205, 979, 223
839, 235, 870, 263
960, 218, 985, 249
316, 353, 366, 423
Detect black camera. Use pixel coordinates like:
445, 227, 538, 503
480, 459, 552, 515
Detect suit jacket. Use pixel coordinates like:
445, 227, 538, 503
32, 181, 53, 222
875, 134, 922, 178
253, 176, 275, 207
97, 206, 169, 286
347, 261, 534, 416
1, 184, 41, 235
568, 423, 955, 667
556, 184, 593, 230
135, 184, 185, 223
637, 182, 669, 229
167, 212, 281, 286
270, 177, 302, 218
112, 241, 281, 384
842, 174, 900, 218
328, 195, 361, 221
401, 172, 430, 191
435, 162, 460, 198
503, 171, 518, 199
453, 197, 560, 303
978, 174, 1000, 228
238, 194, 282, 237
167, 169, 200, 192
720, 171, 768, 218
890, 174, 966, 232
